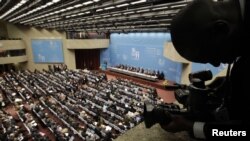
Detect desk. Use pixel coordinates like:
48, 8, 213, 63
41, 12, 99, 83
108, 67, 158, 82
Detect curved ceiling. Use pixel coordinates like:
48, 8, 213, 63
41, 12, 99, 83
0, 0, 192, 32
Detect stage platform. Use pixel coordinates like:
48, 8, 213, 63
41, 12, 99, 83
108, 67, 158, 82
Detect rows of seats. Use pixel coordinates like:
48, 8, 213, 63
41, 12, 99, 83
0, 110, 30, 140
17, 105, 50, 141
33, 104, 75, 141
0, 69, 164, 140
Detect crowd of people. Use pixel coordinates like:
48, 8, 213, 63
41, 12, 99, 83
0, 68, 164, 141
0, 109, 30, 141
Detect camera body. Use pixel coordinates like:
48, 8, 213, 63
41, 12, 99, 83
144, 70, 226, 128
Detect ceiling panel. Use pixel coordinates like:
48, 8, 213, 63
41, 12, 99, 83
0, 0, 193, 32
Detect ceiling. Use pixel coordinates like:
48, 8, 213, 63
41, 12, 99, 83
0, 0, 192, 32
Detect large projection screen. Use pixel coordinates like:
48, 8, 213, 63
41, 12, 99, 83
32, 39, 64, 63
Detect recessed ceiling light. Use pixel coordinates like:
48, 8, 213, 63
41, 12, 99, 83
116, 3, 129, 8
170, 4, 187, 8
53, 0, 61, 3
113, 13, 121, 16
96, 9, 103, 12
46, 2, 53, 6
124, 11, 134, 15
152, 7, 168, 11
131, 0, 146, 5
60, 9, 66, 12
103, 15, 110, 18
83, 1, 93, 5
137, 9, 149, 13
74, 4, 82, 8
105, 6, 115, 10
78, 13, 84, 15
66, 7, 74, 10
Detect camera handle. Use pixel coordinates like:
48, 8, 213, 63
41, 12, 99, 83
144, 101, 172, 128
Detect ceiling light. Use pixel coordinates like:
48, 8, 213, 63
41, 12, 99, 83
116, 3, 129, 8
152, 7, 168, 11
137, 9, 149, 13
113, 13, 121, 16
131, 0, 146, 5
60, 9, 66, 12
0, 0, 28, 19
105, 6, 115, 10
103, 15, 110, 18
170, 4, 187, 8
9, 0, 61, 22
96, 9, 103, 12
41, 5, 47, 8
66, 7, 74, 10
83, 1, 93, 5
20, 1, 26, 4
52, 0, 61, 3
78, 13, 84, 15
159, 23, 170, 26
46, 2, 53, 6
124, 11, 134, 15
74, 4, 82, 8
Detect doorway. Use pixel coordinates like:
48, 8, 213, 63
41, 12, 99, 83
75, 49, 100, 70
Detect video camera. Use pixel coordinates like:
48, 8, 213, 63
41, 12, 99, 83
144, 70, 226, 128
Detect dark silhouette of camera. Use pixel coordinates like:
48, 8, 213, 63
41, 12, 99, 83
144, 70, 226, 128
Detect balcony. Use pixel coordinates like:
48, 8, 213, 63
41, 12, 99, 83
0, 39, 28, 64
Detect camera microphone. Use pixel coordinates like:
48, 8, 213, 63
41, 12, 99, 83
189, 70, 213, 83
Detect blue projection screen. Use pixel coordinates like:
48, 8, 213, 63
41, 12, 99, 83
100, 33, 183, 83
32, 39, 64, 63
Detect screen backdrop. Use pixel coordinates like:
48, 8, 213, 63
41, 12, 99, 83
100, 33, 182, 83
32, 39, 64, 63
